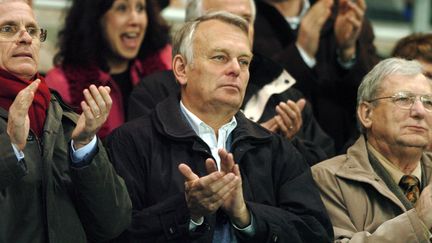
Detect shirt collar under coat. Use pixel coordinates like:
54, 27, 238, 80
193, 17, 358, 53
334, 135, 432, 211
152, 94, 273, 145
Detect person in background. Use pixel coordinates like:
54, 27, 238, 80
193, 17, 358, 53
107, 11, 333, 242
253, 0, 380, 152
0, 0, 131, 242
45, 0, 171, 139
128, 0, 335, 165
313, 58, 432, 242
392, 33, 432, 79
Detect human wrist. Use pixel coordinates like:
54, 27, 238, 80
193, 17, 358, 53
230, 204, 250, 228
72, 136, 94, 150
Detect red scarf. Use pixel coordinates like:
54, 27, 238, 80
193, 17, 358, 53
0, 69, 51, 138
64, 52, 169, 114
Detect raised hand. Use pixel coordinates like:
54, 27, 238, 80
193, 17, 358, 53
178, 160, 239, 222
71, 85, 112, 149
217, 149, 250, 228
275, 99, 306, 139
297, 0, 334, 58
261, 99, 306, 139
334, 0, 366, 61
7, 79, 41, 150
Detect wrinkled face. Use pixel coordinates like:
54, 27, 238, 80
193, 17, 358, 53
0, 1, 40, 80
101, 0, 147, 61
203, 0, 254, 43
365, 74, 432, 149
182, 20, 252, 113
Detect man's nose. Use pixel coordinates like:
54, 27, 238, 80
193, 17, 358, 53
411, 99, 427, 118
16, 29, 33, 44
227, 58, 241, 76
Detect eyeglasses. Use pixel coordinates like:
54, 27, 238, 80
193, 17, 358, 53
367, 91, 432, 112
0, 25, 47, 42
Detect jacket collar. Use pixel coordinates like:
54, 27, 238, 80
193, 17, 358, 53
153, 95, 273, 143
335, 135, 432, 210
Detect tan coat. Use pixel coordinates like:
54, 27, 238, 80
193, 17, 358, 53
312, 136, 432, 242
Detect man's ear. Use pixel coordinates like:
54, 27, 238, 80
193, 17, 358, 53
172, 54, 188, 85
357, 102, 373, 129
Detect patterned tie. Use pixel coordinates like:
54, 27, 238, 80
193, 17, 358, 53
398, 175, 420, 205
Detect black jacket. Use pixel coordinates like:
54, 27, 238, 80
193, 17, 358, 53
128, 54, 335, 165
253, 0, 380, 152
108, 95, 333, 242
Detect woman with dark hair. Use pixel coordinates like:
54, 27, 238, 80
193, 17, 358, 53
392, 33, 432, 79
46, 0, 171, 138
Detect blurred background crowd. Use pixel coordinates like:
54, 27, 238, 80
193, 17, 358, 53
32, 0, 431, 73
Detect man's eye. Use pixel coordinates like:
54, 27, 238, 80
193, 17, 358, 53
422, 97, 432, 109
239, 59, 250, 67
26, 27, 38, 36
212, 56, 226, 62
394, 96, 412, 105
0, 25, 15, 33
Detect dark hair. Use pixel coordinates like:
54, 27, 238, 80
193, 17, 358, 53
392, 33, 432, 63
54, 0, 170, 71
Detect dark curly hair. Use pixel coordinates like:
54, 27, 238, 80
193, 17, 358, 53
392, 33, 432, 63
54, 0, 170, 72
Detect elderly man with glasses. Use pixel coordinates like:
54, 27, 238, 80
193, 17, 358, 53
0, 1, 131, 242
312, 57, 432, 242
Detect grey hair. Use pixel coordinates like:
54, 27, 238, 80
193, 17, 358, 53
356, 57, 426, 132
172, 11, 249, 64
185, 0, 256, 23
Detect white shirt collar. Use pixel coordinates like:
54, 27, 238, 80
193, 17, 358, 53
180, 101, 237, 170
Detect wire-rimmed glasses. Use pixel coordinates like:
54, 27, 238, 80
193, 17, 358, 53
367, 91, 432, 112
0, 24, 47, 42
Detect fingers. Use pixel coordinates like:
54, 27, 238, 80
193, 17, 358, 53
27, 79, 41, 94
98, 86, 113, 115
13, 79, 41, 113
83, 89, 100, 119
219, 149, 235, 174
260, 117, 278, 133
296, 99, 307, 112
8, 79, 41, 123
274, 115, 290, 137
339, 0, 365, 24
180, 160, 237, 196
233, 164, 241, 178
346, 13, 363, 31
82, 85, 112, 119
297, 0, 333, 57
179, 163, 200, 181
353, 0, 366, 12
276, 101, 302, 130
181, 161, 240, 218
205, 158, 218, 174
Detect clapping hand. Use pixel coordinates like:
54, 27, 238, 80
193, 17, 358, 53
71, 85, 112, 149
